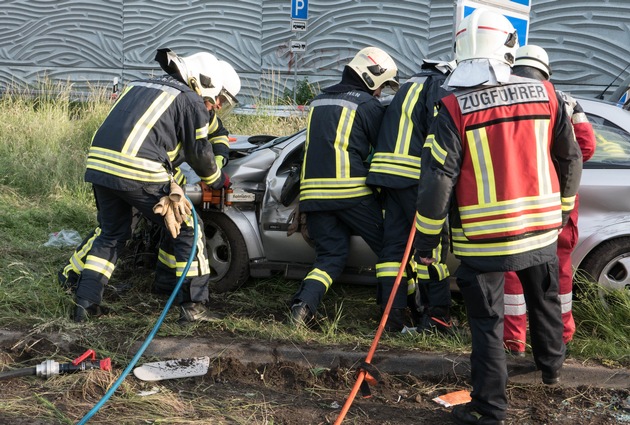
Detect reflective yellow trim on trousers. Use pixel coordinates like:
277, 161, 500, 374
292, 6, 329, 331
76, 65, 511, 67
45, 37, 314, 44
304, 268, 333, 291
63, 228, 101, 277
83, 255, 116, 279
376, 262, 405, 279
451, 228, 557, 256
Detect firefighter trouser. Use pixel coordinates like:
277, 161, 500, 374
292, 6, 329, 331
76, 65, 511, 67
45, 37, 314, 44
376, 187, 451, 310
504, 202, 579, 351
292, 195, 384, 315
75, 183, 210, 306
457, 258, 565, 421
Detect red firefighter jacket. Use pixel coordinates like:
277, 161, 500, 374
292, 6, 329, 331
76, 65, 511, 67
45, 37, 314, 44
414, 75, 583, 260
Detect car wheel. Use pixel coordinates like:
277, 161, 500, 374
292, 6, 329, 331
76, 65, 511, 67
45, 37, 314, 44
203, 212, 250, 293
578, 237, 630, 301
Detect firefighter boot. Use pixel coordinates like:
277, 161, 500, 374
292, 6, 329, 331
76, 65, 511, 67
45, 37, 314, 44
383, 307, 407, 332
452, 403, 505, 425
415, 306, 454, 335
290, 301, 315, 328
73, 298, 109, 323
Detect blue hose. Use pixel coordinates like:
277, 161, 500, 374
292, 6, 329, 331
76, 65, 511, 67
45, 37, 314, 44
77, 204, 199, 425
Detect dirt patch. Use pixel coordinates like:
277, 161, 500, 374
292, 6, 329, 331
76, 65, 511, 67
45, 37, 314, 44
0, 333, 627, 424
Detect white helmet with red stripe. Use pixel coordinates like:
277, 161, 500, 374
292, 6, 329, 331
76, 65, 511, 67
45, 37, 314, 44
347, 46, 400, 91
455, 8, 519, 66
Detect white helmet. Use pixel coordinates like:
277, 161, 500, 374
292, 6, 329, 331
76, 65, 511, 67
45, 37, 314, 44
455, 9, 519, 66
216, 60, 241, 107
347, 47, 400, 91
156, 48, 230, 101
514, 45, 552, 79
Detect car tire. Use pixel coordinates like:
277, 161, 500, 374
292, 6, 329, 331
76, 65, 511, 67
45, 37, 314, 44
578, 236, 630, 298
203, 212, 250, 293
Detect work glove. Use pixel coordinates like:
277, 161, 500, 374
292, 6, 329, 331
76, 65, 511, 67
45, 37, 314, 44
168, 180, 193, 224
153, 196, 181, 238
211, 172, 231, 190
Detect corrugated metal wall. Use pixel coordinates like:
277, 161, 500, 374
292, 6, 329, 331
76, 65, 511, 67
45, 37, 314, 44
1, 0, 628, 102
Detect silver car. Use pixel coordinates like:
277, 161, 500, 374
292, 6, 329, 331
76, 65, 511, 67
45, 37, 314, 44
186, 97, 630, 296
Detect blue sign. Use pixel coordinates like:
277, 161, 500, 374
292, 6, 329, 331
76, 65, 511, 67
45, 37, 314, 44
291, 0, 308, 20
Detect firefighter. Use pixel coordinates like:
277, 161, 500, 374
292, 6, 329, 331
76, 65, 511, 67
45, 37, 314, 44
289, 46, 399, 327
503, 45, 596, 356
71, 48, 240, 324
413, 9, 582, 425
366, 59, 455, 332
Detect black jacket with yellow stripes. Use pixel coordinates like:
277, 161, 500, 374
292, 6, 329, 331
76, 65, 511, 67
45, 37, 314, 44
299, 69, 385, 212
85, 75, 229, 191
366, 67, 450, 189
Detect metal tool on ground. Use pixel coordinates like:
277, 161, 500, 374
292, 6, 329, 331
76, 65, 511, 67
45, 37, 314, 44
333, 225, 416, 424
133, 356, 210, 381
0, 349, 111, 380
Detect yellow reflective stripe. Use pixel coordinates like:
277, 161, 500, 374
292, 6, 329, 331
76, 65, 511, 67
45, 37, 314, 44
175, 260, 199, 277
407, 280, 416, 296
451, 228, 557, 256
64, 228, 101, 276
167, 142, 182, 162
462, 210, 561, 238
335, 108, 356, 178
428, 134, 447, 166
395, 82, 424, 155
194, 220, 210, 275
459, 193, 560, 218
370, 152, 421, 179
535, 119, 553, 194
84, 255, 115, 279
207, 113, 219, 135
467, 127, 496, 204
303, 108, 315, 181
87, 147, 171, 182
209, 134, 229, 149
376, 262, 405, 278
158, 248, 177, 269
561, 195, 576, 212
300, 177, 372, 200
122, 91, 178, 156
304, 268, 333, 291
415, 211, 446, 235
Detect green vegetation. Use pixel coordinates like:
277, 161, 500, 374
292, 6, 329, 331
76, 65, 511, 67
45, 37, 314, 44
0, 86, 628, 423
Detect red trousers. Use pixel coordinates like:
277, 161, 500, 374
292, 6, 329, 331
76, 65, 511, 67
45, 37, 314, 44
504, 201, 579, 352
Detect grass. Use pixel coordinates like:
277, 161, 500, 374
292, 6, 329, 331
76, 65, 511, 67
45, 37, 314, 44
0, 85, 628, 423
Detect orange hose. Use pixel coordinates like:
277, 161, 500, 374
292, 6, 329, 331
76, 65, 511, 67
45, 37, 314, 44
333, 224, 416, 425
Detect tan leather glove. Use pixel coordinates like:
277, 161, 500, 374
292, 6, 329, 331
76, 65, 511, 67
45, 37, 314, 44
153, 196, 181, 238
168, 180, 193, 224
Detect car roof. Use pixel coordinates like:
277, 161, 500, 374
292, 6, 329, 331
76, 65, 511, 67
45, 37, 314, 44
575, 96, 630, 133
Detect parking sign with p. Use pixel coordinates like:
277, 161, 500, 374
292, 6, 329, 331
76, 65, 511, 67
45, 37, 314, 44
291, 0, 308, 20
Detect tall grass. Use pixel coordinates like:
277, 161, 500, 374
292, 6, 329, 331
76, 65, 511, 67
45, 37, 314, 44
0, 83, 627, 369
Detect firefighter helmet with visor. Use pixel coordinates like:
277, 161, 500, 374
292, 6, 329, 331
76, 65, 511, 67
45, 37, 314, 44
347, 47, 400, 92
455, 9, 519, 66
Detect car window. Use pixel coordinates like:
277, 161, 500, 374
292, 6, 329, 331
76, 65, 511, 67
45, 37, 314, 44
584, 114, 630, 168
